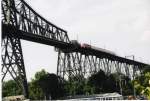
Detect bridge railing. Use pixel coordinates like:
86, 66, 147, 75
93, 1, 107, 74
2, 0, 70, 43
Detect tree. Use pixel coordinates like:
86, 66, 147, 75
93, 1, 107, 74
2, 80, 22, 97
38, 73, 66, 99
121, 75, 133, 95
83, 82, 94, 95
74, 78, 86, 95
88, 70, 107, 93
87, 70, 133, 95
133, 66, 150, 99
29, 79, 44, 100
65, 75, 86, 95
28, 69, 66, 100
104, 73, 119, 93
105, 73, 133, 95
28, 69, 46, 100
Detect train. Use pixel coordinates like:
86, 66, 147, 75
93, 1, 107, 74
81, 43, 116, 55
71, 40, 116, 55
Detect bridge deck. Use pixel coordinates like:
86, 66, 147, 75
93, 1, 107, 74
3, 24, 149, 67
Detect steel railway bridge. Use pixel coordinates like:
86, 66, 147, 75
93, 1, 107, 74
1, 0, 149, 98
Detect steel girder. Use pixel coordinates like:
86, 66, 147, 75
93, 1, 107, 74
57, 51, 142, 81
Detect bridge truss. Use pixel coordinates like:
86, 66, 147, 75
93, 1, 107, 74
1, 0, 149, 98
57, 50, 145, 81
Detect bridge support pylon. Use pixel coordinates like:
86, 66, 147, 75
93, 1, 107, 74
57, 51, 84, 80
1, 35, 29, 98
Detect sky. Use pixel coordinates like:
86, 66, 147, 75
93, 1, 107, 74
5, 0, 150, 81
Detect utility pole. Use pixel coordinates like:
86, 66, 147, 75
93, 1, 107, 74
125, 55, 136, 97
77, 34, 79, 42
119, 74, 123, 95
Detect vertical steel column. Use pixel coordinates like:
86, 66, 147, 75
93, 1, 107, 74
1, 36, 29, 98
57, 51, 67, 79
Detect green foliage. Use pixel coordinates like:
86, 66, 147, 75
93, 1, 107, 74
83, 83, 94, 95
2, 80, 22, 97
65, 75, 87, 95
87, 70, 123, 94
104, 73, 119, 93
29, 79, 44, 100
133, 66, 150, 99
88, 70, 107, 93
38, 73, 66, 99
29, 69, 66, 100
87, 70, 133, 95
28, 69, 47, 99
5, 68, 146, 99
34, 69, 47, 80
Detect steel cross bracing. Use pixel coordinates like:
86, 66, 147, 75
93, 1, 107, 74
57, 51, 144, 81
1, 0, 149, 98
2, 0, 70, 44
1, 35, 28, 97
57, 45, 148, 81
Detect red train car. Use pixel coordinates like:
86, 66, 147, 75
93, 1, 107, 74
81, 43, 116, 55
